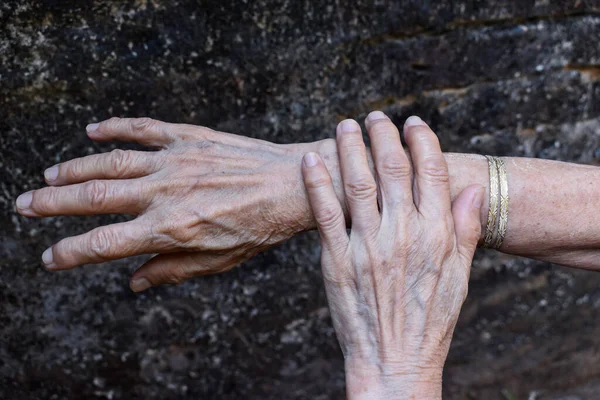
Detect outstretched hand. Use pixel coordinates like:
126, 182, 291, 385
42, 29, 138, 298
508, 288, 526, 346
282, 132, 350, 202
302, 112, 484, 399
15, 117, 309, 292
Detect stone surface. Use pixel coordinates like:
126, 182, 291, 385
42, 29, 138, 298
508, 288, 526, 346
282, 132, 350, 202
2, 1, 600, 399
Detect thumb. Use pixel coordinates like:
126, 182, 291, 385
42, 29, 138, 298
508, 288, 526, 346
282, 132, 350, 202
129, 252, 238, 292
452, 184, 485, 264
301, 152, 348, 252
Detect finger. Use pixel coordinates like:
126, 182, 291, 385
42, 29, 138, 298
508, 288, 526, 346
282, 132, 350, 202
301, 152, 349, 252
452, 184, 485, 263
364, 111, 413, 213
129, 252, 238, 292
43, 219, 159, 270
44, 149, 160, 186
86, 117, 177, 148
403, 116, 451, 215
15, 179, 150, 217
336, 119, 380, 233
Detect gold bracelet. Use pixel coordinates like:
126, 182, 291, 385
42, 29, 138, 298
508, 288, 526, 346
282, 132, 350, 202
492, 158, 509, 249
483, 156, 499, 248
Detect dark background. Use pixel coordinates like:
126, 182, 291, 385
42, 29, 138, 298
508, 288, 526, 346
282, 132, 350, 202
2, 1, 600, 399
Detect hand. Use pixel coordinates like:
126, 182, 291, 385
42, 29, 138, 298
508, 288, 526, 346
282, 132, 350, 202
301, 112, 484, 399
15, 117, 313, 292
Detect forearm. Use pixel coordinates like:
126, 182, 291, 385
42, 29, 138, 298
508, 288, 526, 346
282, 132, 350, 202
286, 139, 600, 269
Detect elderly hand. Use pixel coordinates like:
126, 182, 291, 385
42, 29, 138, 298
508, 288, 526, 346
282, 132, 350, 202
15, 118, 313, 292
301, 113, 484, 399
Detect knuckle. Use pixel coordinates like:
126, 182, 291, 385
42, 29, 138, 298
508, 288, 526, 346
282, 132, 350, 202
379, 155, 411, 180
173, 263, 191, 283
305, 172, 332, 190
85, 180, 108, 209
408, 125, 433, 138
316, 204, 344, 231
156, 263, 177, 285
346, 178, 377, 201
169, 267, 186, 285
420, 156, 449, 184
105, 117, 122, 127
65, 160, 84, 181
31, 188, 54, 213
178, 124, 210, 141
368, 119, 397, 136
157, 213, 201, 245
88, 229, 116, 260
341, 142, 366, 156
157, 262, 190, 285
109, 149, 134, 177
131, 117, 154, 133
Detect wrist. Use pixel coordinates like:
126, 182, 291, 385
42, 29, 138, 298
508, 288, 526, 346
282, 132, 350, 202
275, 139, 342, 232
444, 153, 489, 244
271, 141, 329, 236
282, 142, 490, 242
345, 361, 443, 400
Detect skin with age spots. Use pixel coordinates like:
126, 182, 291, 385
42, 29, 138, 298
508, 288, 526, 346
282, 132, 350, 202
14, 114, 600, 291
16, 117, 309, 291
302, 113, 483, 399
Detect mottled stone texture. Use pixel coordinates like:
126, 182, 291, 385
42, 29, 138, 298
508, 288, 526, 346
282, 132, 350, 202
2, 1, 600, 399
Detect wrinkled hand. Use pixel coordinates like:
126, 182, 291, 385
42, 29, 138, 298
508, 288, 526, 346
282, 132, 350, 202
15, 118, 309, 292
301, 113, 484, 399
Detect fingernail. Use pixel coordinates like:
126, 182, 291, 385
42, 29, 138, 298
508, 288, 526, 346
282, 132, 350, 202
405, 116, 425, 127
44, 166, 59, 182
304, 152, 319, 167
472, 186, 485, 209
366, 110, 387, 122
340, 119, 358, 133
86, 123, 100, 132
130, 278, 152, 293
41, 247, 56, 269
16, 191, 33, 210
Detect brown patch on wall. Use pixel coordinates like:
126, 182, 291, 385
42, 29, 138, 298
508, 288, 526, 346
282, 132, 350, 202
565, 64, 600, 81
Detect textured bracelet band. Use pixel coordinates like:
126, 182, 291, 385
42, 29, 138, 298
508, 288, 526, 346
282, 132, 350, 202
483, 156, 499, 248
492, 158, 509, 249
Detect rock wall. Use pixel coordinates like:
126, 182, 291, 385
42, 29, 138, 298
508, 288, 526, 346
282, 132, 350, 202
2, 1, 600, 399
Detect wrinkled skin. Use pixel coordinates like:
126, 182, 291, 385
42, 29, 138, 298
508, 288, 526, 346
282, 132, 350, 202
15, 117, 310, 291
16, 113, 600, 294
301, 113, 483, 399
